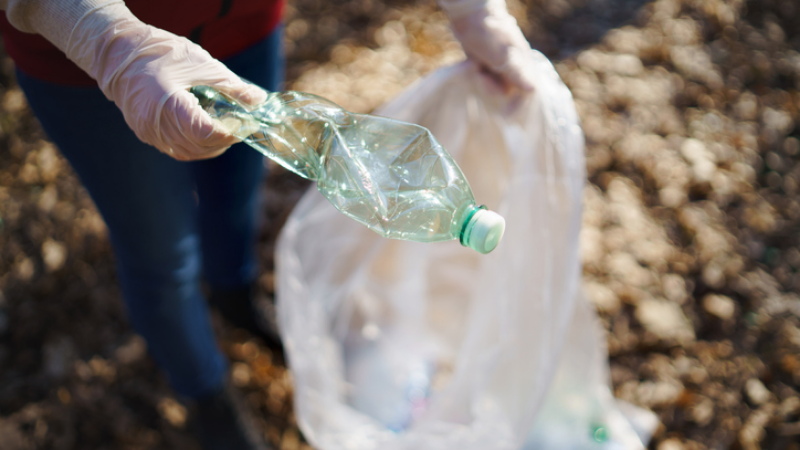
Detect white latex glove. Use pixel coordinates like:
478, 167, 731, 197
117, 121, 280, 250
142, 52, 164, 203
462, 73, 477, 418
440, 0, 536, 93
63, 1, 266, 160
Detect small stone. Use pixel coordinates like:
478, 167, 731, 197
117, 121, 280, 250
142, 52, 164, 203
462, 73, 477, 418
743, 201, 778, 234
14, 257, 35, 282
687, 366, 708, 385
2, 88, 26, 114
702, 264, 726, 289
231, 362, 251, 387
711, 170, 734, 200
635, 380, 684, 408
580, 226, 605, 268
739, 405, 776, 447
17, 163, 39, 185
115, 335, 146, 365
762, 107, 794, 136
608, 252, 653, 288
158, 397, 187, 429
74, 360, 93, 381
577, 49, 606, 73
665, 18, 700, 45
57, 387, 71, 405
88, 355, 116, 383
36, 144, 59, 181
670, 46, 723, 88
604, 27, 646, 55
734, 91, 759, 121
584, 280, 621, 314
659, 186, 687, 208
41, 239, 67, 272
780, 397, 800, 417
37, 184, 58, 213
703, 294, 736, 320
680, 138, 717, 183
765, 152, 784, 171
636, 298, 695, 343
745, 378, 771, 405
662, 274, 688, 303
658, 438, 684, 450
690, 396, 715, 426
610, 54, 644, 76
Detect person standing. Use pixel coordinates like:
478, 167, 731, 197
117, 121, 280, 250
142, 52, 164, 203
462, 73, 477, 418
0, 0, 536, 448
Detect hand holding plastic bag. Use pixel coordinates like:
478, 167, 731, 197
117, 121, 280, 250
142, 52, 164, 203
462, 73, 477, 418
440, 0, 536, 92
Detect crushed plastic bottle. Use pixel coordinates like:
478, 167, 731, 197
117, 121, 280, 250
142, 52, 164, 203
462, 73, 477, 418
190, 85, 505, 254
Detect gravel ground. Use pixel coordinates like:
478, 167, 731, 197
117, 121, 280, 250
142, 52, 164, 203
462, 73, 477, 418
0, 0, 799, 449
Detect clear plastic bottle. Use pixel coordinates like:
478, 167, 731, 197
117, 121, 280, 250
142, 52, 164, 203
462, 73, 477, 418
191, 85, 505, 254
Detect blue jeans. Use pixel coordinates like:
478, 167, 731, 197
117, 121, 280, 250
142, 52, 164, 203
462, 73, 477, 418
17, 28, 285, 399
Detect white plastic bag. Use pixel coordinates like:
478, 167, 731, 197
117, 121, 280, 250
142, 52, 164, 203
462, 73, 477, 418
275, 51, 658, 450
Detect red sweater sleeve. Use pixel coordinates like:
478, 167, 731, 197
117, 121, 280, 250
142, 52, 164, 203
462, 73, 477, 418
0, 0, 284, 86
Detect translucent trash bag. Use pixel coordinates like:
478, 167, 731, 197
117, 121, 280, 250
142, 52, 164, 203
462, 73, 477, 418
275, 51, 658, 450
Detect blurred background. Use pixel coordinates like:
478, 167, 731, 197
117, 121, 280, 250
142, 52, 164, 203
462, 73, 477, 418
0, 0, 799, 448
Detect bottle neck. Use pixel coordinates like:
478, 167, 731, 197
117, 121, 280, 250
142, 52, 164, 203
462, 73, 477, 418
459, 204, 487, 246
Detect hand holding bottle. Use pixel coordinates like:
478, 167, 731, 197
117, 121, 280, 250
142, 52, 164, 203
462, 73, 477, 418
5, 0, 267, 160
68, 2, 269, 160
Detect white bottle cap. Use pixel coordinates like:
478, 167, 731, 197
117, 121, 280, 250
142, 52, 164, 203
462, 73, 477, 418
465, 209, 506, 254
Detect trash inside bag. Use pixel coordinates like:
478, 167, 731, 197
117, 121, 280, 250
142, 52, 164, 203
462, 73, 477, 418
275, 50, 659, 450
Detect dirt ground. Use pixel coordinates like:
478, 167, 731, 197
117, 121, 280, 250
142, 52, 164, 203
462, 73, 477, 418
1, 0, 799, 449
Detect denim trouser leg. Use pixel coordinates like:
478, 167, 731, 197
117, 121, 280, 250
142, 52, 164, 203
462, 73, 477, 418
16, 28, 285, 399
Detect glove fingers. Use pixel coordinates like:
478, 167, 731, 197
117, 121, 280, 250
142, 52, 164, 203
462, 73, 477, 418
163, 131, 235, 160
158, 90, 239, 160
453, 8, 536, 93
83, 19, 265, 160
218, 81, 268, 107
498, 48, 536, 92
192, 59, 269, 107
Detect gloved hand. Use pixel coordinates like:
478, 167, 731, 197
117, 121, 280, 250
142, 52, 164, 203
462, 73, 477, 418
440, 0, 536, 93
65, 2, 266, 160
